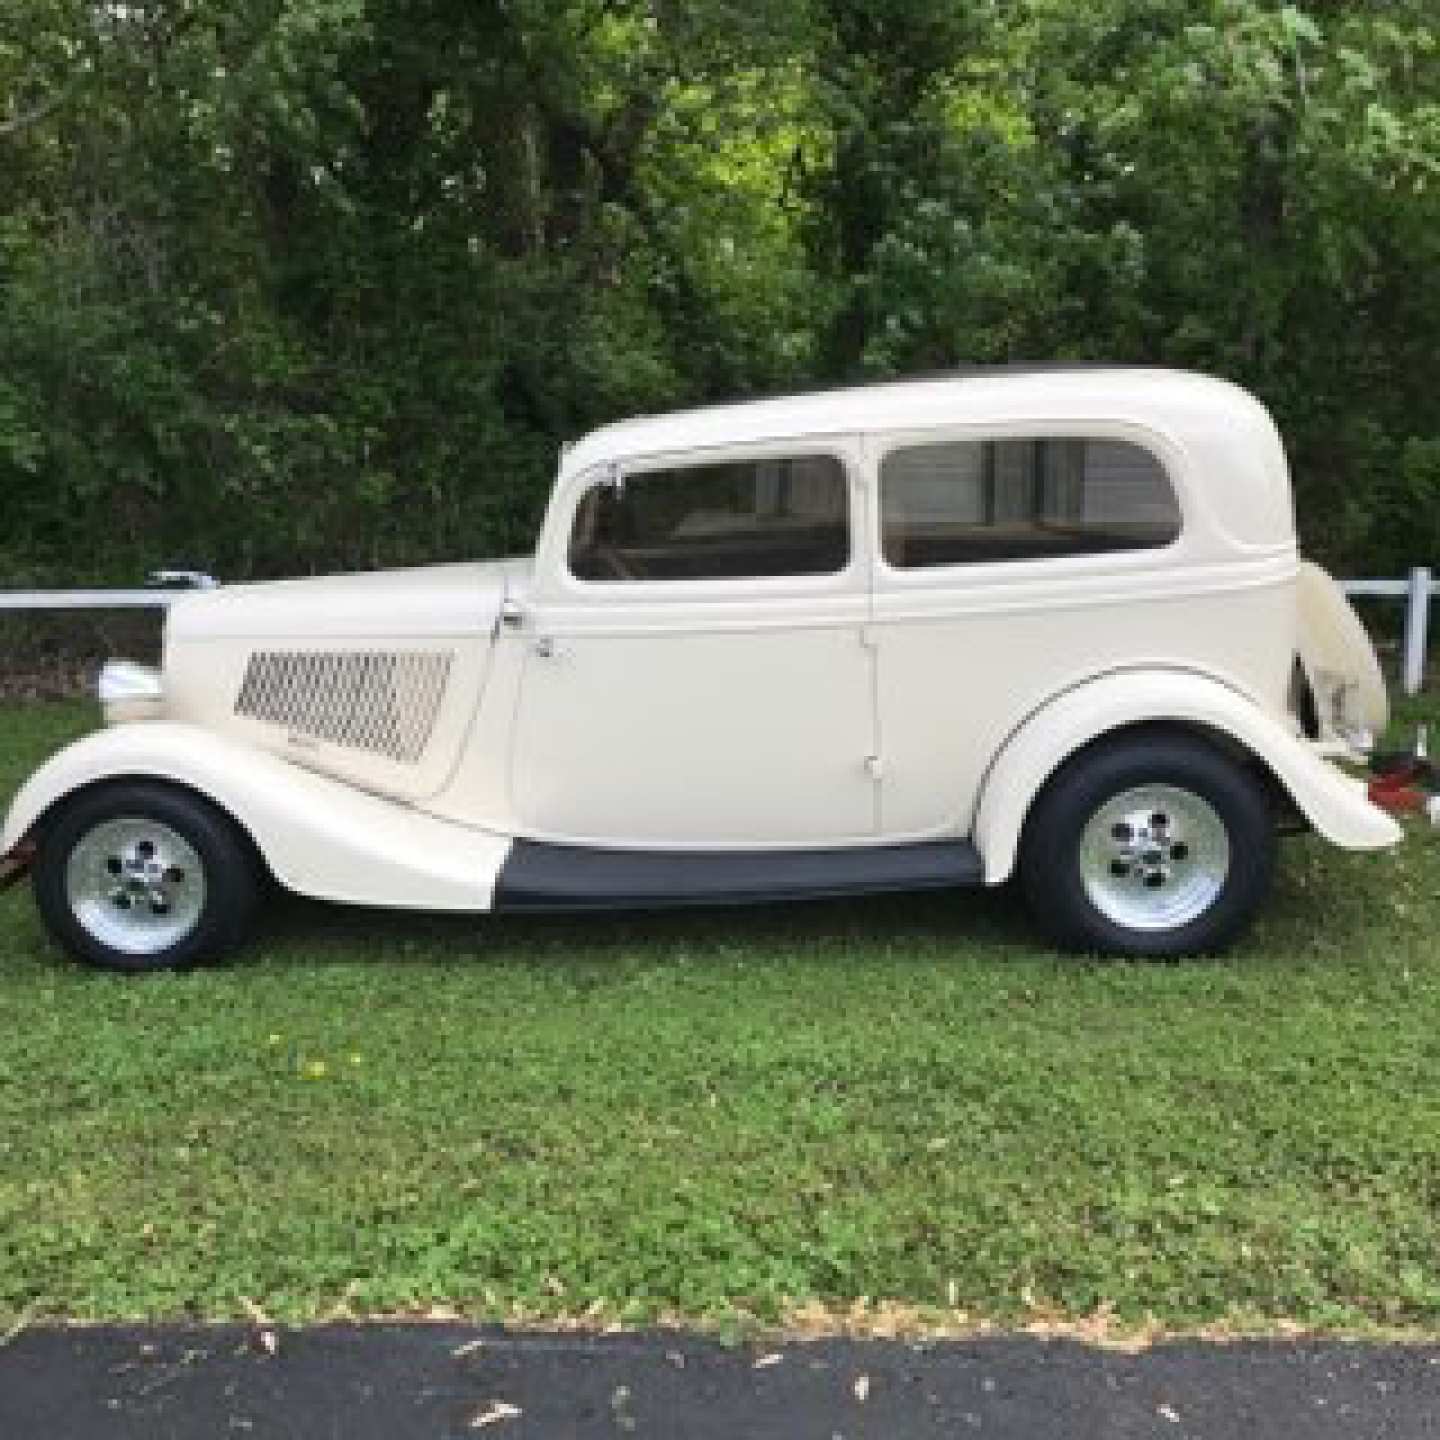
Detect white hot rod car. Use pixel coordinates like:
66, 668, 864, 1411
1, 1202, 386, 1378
0, 368, 1402, 970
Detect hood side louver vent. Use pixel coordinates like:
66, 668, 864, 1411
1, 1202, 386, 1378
235, 650, 454, 765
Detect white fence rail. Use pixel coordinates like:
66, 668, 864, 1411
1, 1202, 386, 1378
0, 571, 218, 611
0, 567, 1434, 693
0, 589, 190, 610
1342, 567, 1433, 698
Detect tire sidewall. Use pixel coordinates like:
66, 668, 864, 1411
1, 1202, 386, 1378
1021, 733, 1275, 959
33, 782, 258, 973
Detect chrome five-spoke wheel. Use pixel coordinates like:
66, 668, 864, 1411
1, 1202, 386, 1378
1019, 730, 1275, 958
65, 817, 207, 956
33, 782, 261, 972
1078, 784, 1230, 933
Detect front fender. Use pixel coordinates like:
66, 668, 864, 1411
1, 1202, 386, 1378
1, 722, 511, 910
973, 669, 1402, 884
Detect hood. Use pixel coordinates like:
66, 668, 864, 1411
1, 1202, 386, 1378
166, 558, 532, 643
158, 558, 531, 803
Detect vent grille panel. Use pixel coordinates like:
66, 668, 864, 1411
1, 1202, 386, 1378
235, 650, 454, 765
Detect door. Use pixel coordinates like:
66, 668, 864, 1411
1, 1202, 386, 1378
508, 443, 878, 847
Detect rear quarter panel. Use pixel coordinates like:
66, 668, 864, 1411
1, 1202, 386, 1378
873, 558, 1300, 839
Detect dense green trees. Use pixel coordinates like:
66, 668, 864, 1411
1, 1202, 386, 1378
2, 0, 1438, 584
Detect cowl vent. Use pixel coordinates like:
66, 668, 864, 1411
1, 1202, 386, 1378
235, 650, 453, 765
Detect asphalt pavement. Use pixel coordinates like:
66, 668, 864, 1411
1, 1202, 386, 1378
3, 1324, 1439, 1439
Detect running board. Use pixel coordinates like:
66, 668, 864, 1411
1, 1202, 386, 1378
492, 839, 983, 912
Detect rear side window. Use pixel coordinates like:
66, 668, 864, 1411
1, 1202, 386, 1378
880, 437, 1180, 569
569, 455, 849, 581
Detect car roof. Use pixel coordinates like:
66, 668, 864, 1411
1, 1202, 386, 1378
565, 367, 1248, 468
556, 367, 1297, 552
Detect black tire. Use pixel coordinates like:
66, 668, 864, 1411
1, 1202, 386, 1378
32, 781, 262, 973
1018, 728, 1275, 959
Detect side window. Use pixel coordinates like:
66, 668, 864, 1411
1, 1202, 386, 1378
880, 437, 1180, 569
569, 455, 850, 581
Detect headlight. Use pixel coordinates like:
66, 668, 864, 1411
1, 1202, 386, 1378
97, 660, 165, 722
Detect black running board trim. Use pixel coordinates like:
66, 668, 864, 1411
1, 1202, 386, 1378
493, 839, 983, 912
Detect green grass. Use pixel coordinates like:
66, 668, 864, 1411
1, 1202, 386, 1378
2, 696, 1440, 1335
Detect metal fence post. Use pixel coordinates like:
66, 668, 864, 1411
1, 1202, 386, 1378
1404, 566, 1432, 697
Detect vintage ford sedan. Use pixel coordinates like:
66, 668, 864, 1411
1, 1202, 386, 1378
0, 368, 1401, 970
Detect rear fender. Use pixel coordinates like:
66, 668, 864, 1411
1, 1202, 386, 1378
1296, 560, 1389, 738
1, 723, 510, 910
973, 669, 1402, 884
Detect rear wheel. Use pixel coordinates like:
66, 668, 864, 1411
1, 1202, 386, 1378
1019, 731, 1275, 958
33, 782, 261, 972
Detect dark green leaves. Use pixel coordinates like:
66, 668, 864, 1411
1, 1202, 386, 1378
1, 0, 1438, 584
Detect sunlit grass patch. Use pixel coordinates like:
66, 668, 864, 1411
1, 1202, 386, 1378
1, 695, 1438, 1333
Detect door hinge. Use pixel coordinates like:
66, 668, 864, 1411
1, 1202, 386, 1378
859, 625, 878, 650
864, 754, 884, 781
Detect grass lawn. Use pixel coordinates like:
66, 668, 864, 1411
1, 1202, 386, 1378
2, 695, 1440, 1336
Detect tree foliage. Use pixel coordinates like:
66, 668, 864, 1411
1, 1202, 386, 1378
1, 0, 1438, 582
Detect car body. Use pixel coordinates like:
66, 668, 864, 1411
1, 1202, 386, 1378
0, 367, 1402, 969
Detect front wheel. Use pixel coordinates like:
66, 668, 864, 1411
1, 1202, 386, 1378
1019, 731, 1276, 958
32, 782, 262, 973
